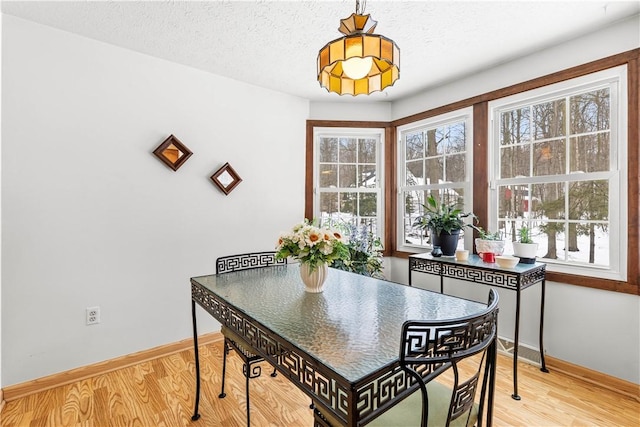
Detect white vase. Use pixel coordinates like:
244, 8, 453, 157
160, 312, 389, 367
475, 238, 505, 256
299, 263, 328, 293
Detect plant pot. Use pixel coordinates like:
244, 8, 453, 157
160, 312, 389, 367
475, 238, 505, 256
513, 242, 539, 259
432, 229, 460, 256
299, 263, 328, 293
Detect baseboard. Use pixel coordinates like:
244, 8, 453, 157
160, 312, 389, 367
546, 355, 640, 402
2, 332, 222, 402
496, 337, 639, 403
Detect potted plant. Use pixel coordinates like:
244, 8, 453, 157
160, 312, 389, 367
414, 195, 475, 256
513, 226, 539, 260
471, 226, 505, 257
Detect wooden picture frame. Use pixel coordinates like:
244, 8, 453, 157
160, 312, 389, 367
152, 134, 193, 171
211, 162, 242, 195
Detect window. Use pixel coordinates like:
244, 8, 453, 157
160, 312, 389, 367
397, 108, 474, 252
313, 127, 384, 238
489, 66, 627, 280
308, 51, 637, 292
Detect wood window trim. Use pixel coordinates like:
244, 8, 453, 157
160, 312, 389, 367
306, 48, 640, 295
305, 121, 394, 257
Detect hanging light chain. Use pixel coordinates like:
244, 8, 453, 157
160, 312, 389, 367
356, 0, 367, 15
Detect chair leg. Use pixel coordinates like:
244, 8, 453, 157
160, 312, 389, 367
219, 339, 229, 398
270, 367, 277, 377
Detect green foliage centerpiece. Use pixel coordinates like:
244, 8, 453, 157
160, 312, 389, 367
330, 222, 384, 278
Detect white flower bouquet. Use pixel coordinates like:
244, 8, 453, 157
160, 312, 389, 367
275, 220, 349, 271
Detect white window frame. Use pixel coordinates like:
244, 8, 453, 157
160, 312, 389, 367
396, 107, 474, 253
312, 127, 385, 241
488, 66, 628, 281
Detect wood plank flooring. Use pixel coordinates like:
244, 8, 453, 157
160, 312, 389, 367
1, 340, 638, 426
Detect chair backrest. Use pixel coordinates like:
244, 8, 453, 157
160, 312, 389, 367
400, 289, 499, 427
216, 251, 287, 274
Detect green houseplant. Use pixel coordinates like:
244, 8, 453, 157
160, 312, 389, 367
414, 195, 475, 256
518, 226, 534, 243
513, 225, 539, 259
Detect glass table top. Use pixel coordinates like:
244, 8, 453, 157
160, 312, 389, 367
192, 265, 486, 383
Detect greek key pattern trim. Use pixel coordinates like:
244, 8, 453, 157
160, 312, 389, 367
192, 280, 425, 425
410, 257, 545, 291
216, 252, 286, 274
519, 267, 546, 289
443, 263, 519, 289
192, 281, 351, 423
354, 364, 432, 424
408, 257, 441, 275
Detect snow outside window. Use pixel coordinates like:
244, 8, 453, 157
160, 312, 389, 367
396, 108, 474, 253
489, 66, 627, 281
313, 127, 384, 241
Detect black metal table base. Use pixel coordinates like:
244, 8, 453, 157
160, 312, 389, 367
191, 300, 202, 421
408, 254, 549, 401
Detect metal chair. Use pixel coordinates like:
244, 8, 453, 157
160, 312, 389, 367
369, 289, 499, 427
215, 252, 286, 427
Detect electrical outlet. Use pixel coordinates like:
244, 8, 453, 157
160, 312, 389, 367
86, 306, 101, 325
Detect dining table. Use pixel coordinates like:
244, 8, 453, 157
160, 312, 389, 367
190, 264, 491, 426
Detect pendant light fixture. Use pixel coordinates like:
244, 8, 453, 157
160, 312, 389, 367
317, 0, 400, 96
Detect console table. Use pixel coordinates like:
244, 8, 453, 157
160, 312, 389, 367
408, 253, 549, 400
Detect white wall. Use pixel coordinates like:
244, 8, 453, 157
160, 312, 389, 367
392, 14, 640, 119
1, 16, 308, 386
0, 12, 3, 391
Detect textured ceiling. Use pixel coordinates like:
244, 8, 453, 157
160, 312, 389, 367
2, 1, 639, 102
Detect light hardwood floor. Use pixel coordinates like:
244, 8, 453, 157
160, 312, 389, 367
1, 340, 638, 426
